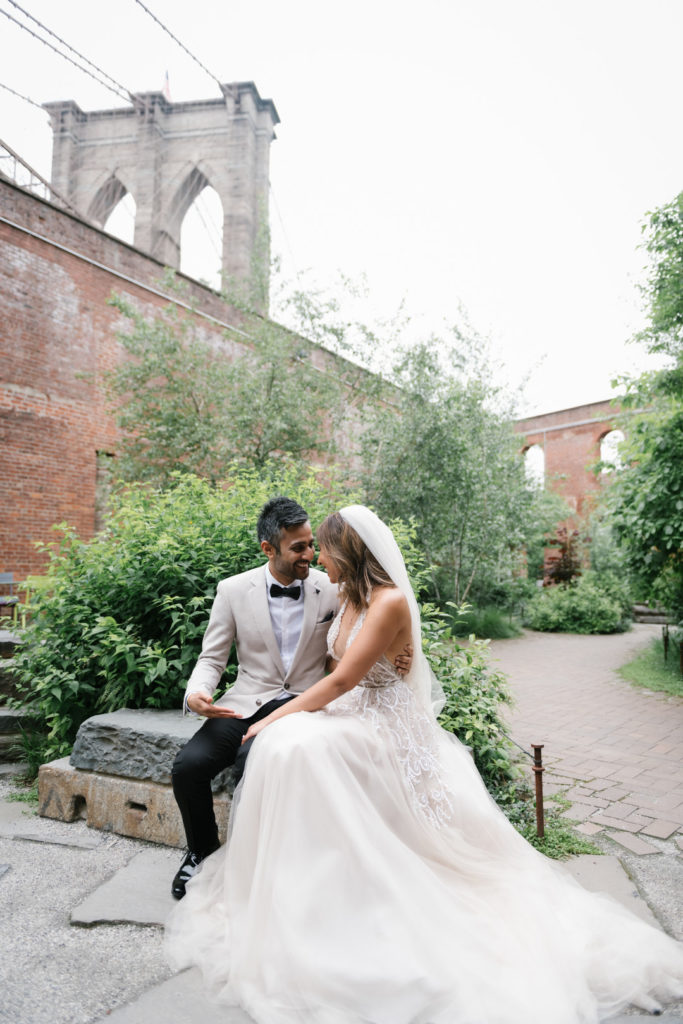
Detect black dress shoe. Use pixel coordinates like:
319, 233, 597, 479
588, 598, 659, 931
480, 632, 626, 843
171, 850, 203, 900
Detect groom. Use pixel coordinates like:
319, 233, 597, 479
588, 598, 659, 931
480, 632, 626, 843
171, 495, 337, 898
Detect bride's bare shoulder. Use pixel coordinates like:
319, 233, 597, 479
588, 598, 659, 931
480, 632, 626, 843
370, 586, 409, 616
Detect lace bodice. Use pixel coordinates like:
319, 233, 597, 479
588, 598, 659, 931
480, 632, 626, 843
325, 603, 454, 828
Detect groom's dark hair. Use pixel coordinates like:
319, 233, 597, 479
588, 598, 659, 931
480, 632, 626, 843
257, 496, 309, 551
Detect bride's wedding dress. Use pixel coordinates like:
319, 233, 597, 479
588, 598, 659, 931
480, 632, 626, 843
166, 605, 683, 1024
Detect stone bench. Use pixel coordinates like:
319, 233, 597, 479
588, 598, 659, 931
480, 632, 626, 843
38, 708, 233, 848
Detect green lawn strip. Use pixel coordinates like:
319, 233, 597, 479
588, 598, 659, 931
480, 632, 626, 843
619, 637, 683, 698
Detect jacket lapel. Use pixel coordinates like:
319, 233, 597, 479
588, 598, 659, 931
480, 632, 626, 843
247, 568, 286, 679
286, 575, 321, 680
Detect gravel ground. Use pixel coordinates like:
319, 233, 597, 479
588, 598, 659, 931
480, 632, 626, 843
598, 832, 683, 942
0, 774, 173, 1024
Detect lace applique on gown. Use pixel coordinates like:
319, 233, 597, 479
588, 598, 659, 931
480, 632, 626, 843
325, 602, 454, 828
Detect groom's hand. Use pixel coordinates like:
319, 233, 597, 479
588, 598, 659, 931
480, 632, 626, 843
186, 692, 243, 719
394, 642, 413, 676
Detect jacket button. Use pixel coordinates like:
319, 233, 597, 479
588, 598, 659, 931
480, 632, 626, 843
255, 699, 262, 706
283, 683, 290, 690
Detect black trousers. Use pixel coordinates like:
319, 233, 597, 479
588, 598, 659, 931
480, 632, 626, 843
171, 696, 296, 857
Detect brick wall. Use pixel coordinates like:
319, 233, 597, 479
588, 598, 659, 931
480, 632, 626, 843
1, 179, 253, 580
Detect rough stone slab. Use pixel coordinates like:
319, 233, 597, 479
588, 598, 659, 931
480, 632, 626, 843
608, 832, 662, 856
563, 855, 660, 928
0, 707, 29, 733
639, 819, 681, 840
96, 967, 253, 1023
69, 708, 233, 792
0, 733, 24, 759
72, 848, 178, 926
38, 757, 231, 848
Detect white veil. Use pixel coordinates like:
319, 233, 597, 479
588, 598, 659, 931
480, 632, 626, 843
339, 505, 445, 717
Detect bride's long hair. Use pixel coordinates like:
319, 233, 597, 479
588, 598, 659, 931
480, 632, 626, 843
316, 512, 394, 610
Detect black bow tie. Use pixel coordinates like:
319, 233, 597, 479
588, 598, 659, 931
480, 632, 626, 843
270, 583, 302, 600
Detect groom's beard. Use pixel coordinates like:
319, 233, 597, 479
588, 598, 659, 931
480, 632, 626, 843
290, 561, 311, 581
272, 557, 311, 584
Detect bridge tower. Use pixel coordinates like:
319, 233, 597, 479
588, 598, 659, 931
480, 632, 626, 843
44, 82, 279, 308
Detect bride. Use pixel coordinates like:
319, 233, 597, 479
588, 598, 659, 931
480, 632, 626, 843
166, 505, 683, 1024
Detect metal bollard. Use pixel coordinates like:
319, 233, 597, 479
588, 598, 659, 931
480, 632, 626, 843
531, 743, 545, 838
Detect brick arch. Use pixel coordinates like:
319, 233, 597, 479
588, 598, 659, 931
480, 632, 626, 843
515, 400, 621, 518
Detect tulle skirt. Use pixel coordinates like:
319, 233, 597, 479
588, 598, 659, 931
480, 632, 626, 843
165, 698, 683, 1024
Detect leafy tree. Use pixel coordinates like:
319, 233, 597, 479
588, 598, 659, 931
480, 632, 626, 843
359, 336, 552, 607
544, 527, 585, 586
634, 192, 683, 396
104, 275, 378, 486
608, 401, 683, 617
605, 193, 683, 618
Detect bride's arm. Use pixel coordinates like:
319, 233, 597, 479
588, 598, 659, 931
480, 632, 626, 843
242, 589, 410, 742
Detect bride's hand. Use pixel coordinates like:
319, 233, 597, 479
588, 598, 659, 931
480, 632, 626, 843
242, 719, 268, 744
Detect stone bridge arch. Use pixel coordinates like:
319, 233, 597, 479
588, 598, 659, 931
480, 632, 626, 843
44, 83, 279, 309
87, 173, 129, 227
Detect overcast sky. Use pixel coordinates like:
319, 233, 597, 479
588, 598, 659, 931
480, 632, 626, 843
2, 0, 682, 415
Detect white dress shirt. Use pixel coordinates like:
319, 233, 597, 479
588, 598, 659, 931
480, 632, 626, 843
265, 566, 305, 698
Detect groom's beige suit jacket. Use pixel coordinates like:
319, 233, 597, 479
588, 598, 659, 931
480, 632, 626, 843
183, 565, 339, 718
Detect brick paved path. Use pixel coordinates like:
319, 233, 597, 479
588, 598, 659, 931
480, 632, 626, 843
491, 624, 683, 857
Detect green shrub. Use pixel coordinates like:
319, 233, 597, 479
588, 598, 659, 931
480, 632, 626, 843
429, 628, 521, 796
9, 468, 519, 795
9, 467, 347, 769
524, 576, 628, 634
581, 569, 633, 621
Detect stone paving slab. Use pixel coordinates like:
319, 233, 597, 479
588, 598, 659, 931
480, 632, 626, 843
11, 829, 101, 850
561, 855, 660, 928
97, 968, 253, 1024
72, 847, 178, 926
0, 793, 35, 830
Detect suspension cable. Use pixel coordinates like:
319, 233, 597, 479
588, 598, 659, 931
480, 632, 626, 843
133, 0, 223, 91
0, 5, 132, 104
